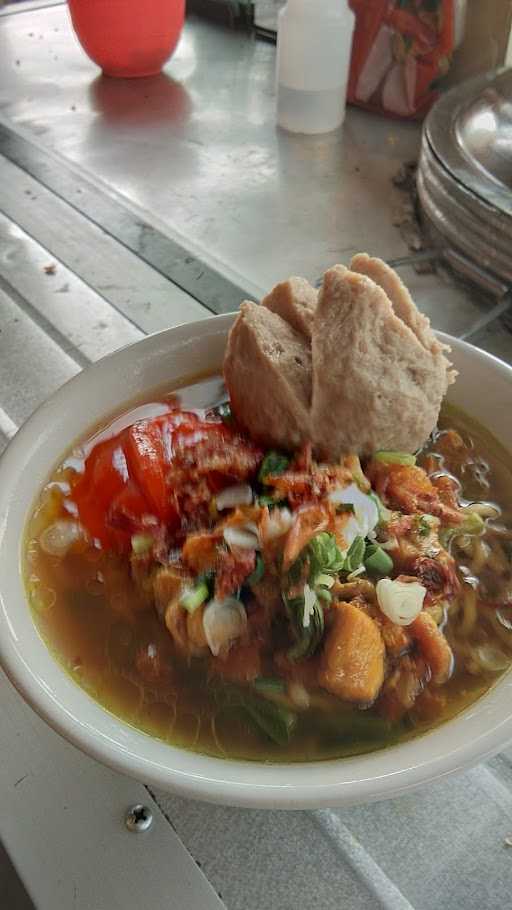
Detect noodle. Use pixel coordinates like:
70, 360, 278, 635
487, 612, 512, 652
459, 588, 478, 637
210, 713, 228, 758
463, 502, 500, 519
486, 539, 509, 574
469, 537, 490, 574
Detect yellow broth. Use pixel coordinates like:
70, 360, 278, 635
24, 379, 512, 762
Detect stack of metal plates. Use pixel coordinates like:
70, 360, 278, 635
418, 68, 512, 297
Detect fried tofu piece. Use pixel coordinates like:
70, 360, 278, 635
319, 602, 385, 704
224, 301, 312, 450
262, 277, 317, 338
311, 266, 454, 458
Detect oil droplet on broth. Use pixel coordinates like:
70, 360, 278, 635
29, 581, 56, 613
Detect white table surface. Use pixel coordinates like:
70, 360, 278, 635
1, 3, 512, 909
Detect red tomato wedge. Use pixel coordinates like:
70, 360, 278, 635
125, 421, 173, 523
108, 480, 153, 532
69, 405, 261, 552
71, 437, 128, 547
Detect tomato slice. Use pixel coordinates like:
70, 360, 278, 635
72, 437, 128, 547
70, 406, 243, 551
171, 420, 229, 453
108, 480, 152, 532
125, 421, 172, 523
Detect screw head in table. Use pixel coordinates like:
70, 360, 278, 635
125, 804, 153, 833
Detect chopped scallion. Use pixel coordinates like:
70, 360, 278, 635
131, 533, 154, 555
364, 545, 393, 577
180, 581, 210, 614
375, 451, 416, 466
344, 535, 365, 573
317, 587, 333, 604
258, 450, 290, 484
369, 492, 392, 524
315, 573, 335, 589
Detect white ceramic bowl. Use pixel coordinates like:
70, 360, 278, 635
1, 314, 512, 809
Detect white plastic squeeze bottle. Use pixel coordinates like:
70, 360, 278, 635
276, 0, 355, 134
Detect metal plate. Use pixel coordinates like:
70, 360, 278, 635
418, 69, 512, 291
417, 134, 512, 287
425, 68, 512, 218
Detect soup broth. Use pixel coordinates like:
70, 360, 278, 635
24, 377, 512, 762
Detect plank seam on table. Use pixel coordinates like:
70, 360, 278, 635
0, 211, 146, 371
0, 271, 90, 369
0, 159, 211, 337
0, 114, 265, 303
0, 200, 154, 338
0, 199, 180, 335
144, 785, 228, 905
0, 121, 252, 314
470, 762, 512, 812
310, 810, 416, 910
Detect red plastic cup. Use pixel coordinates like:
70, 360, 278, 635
68, 0, 185, 78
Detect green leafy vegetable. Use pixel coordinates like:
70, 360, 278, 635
284, 592, 325, 662
248, 554, 265, 585
284, 532, 348, 662
375, 451, 416, 466
213, 685, 297, 745
243, 693, 297, 745
257, 494, 287, 509
254, 677, 286, 694
288, 532, 345, 587
180, 580, 210, 613
364, 544, 393, 577
258, 450, 290, 484
417, 515, 433, 537
308, 532, 346, 578
344, 536, 365, 573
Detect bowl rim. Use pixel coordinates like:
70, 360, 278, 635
1, 314, 512, 809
